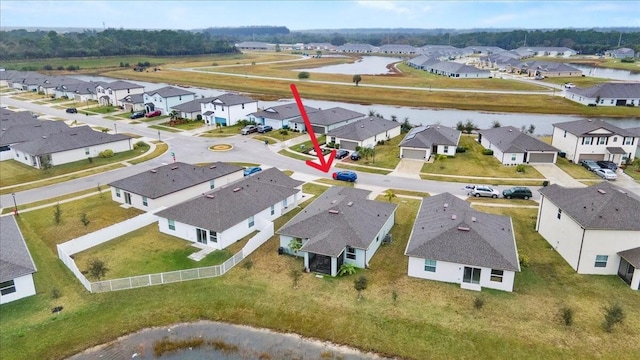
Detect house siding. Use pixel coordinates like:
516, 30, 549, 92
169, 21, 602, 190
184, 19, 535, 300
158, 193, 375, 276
0, 274, 36, 305
580, 230, 640, 275
144, 93, 196, 115
201, 101, 258, 127
366, 211, 395, 266
552, 126, 637, 163
13, 139, 131, 169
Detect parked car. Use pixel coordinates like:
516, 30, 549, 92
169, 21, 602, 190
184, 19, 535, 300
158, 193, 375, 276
469, 186, 500, 198
464, 184, 476, 191
580, 159, 600, 172
65, 107, 77, 113
596, 160, 618, 171
241, 125, 258, 135
145, 110, 161, 118
257, 125, 273, 133
502, 187, 533, 200
350, 151, 361, 161
564, 82, 576, 89
594, 168, 617, 180
335, 149, 350, 159
130, 111, 145, 119
243, 166, 262, 176
332, 170, 357, 182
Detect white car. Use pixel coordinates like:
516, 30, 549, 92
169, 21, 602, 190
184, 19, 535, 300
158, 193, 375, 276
469, 186, 500, 198
594, 168, 617, 180
564, 83, 576, 89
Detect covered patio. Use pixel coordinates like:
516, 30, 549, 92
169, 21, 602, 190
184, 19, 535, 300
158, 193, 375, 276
618, 248, 640, 290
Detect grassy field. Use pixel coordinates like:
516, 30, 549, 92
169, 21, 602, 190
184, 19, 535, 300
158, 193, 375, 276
199, 124, 243, 137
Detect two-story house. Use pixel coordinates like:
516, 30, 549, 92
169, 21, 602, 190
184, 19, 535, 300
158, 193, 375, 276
95, 81, 145, 107
143, 86, 196, 115
201, 93, 258, 126
248, 103, 320, 130
289, 107, 366, 134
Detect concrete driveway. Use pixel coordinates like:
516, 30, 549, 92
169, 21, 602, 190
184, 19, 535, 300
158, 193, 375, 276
390, 159, 424, 179
532, 164, 585, 188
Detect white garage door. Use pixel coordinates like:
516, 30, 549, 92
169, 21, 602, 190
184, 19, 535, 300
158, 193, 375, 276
265, 119, 282, 129
528, 153, 555, 163
340, 140, 358, 151
578, 154, 605, 162
402, 148, 426, 160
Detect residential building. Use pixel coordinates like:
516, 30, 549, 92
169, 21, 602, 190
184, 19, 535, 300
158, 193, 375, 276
0, 216, 37, 304
422, 61, 492, 79
119, 94, 146, 113
564, 82, 640, 107
514, 47, 577, 57
337, 43, 378, 53
399, 125, 461, 161
200, 93, 258, 126
54, 81, 97, 102
95, 81, 145, 107
143, 86, 196, 115
235, 41, 272, 51
522, 61, 582, 78
325, 116, 401, 150
605, 48, 636, 59
378, 44, 417, 54
289, 107, 365, 134
477, 126, 559, 165
248, 103, 320, 130
171, 97, 213, 120
0, 121, 70, 161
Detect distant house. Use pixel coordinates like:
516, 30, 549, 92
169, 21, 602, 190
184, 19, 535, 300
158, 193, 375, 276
248, 103, 320, 130
326, 116, 401, 151
521, 61, 582, 78
143, 86, 196, 115
108, 162, 244, 211
54, 81, 97, 102
399, 125, 461, 161
605, 48, 636, 59
290, 107, 365, 134
278, 186, 397, 277
537, 182, 640, 290
378, 44, 417, 54
171, 97, 213, 120
156, 168, 302, 250
119, 94, 146, 113
304, 43, 336, 51
626, 127, 640, 157
564, 82, 640, 107
235, 41, 272, 51
95, 81, 144, 107
405, 193, 520, 292
38, 76, 84, 96
422, 61, 492, 79
0, 70, 23, 87
337, 43, 378, 53
200, 93, 258, 126
477, 126, 559, 165
514, 47, 577, 57
551, 119, 637, 165
0, 216, 37, 304
463, 46, 505, 55
406, 55, 440, 70
11, 126, 132, 169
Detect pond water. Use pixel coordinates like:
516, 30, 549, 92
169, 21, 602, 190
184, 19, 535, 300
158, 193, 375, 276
294, 56, 404, 75
569, 64, 640, 81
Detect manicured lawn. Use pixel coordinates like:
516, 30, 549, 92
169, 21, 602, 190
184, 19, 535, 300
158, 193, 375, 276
128, 142, 168, 165
1, 188, 105, 215
289, 134, 326, 153
314, 178, 355, 187
199, 124, 244, 137
149, 124, 182, 133
467, 197, 539, 206
253, 135, 276, 144
385, 189, 431, 198
158, 120, 204, 131
277, 149, 314, 161
301, 182, 330, 197
227, 162, 260, 167
420, 174, 545, 186
624, 166, 640, 181
335, 163, 391, 175
337, 133, 403, 169
555, 157, 600, 179
83, 105, 119, 114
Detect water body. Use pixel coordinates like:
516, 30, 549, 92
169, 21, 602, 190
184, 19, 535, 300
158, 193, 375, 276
294, 56, 404, 75
569, 64, 640, 81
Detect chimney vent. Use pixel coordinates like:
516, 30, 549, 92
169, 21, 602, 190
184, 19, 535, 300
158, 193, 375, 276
150, 169, 157, 173
329, 209, 339, 214
209, 165, 216, 169
171, 166, 178, 170
597, 189, 606, 194
451, 214, 457, 220
233, 187, 241, 192
457, 226, 470, 231
472, 216, 477, 222
206, 194, 215, 199
347, 201, 353, 206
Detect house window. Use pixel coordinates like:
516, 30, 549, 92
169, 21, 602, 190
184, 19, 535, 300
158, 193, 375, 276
127, 89, 130, 94
424, 259, 437, 272
563, 131, 567, 138
115, 188, 121, 198
0, 280, 16, 295
85, 148, 90, 155
612, 137, 617, 143
490, 269, 504, 282
610, 100, 614, 105
597, 137, 607, 145
168, 219, 175, 230
582, 137, 592, 145
600, 99, 604, 104
443, 146, 449, 153
331, 137, 336, 143
222, 106, 224, 111
108, 90, 112, 95
270, 205, 275, 215
209, 179, 215, 189
346, 246, 356, 260
242, 104, 245, 109
557, 209, 562, 220
623, 137, 633, 145
248, 216, 254, 228
179, 96, 182, 101
511, 154, 517, 161
595, 255, 608, 268
142, 196, 148, 207
210, 230, 217, 243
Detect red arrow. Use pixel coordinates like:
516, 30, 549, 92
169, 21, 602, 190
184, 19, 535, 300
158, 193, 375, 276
290, 84, 336, 173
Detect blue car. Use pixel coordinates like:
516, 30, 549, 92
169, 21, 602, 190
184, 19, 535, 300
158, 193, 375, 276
243, 166, 262, 176
332, 170, 357, 182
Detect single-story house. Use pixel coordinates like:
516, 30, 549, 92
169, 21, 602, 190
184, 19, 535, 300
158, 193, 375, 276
171, 97, 213, 120
0, 121, 70, 161
290, 107, 365, 134
54, 81, 98, 102
521, 61, 582, 78
8, 72, 46, 91
0, 215, 37, 304
248, 103, 320, 130
537, 182, 640, 290
406, 55, 440, 70
605, 48, 636, 59
378, 44, 417, 54
11, 126, 132, 169
514, 47, 577, 57
423, 61, 492, 79
399, 125, 461, 161
477, 126, 559, 165
235, 41, 272, 51
336, 43, 378, 53
200, 93, 258, 126
119, 94, 146, 113
95, 80, 144, 107
108, 162, 244, 211
156, 168, 303, 250
143, 86, 196, 115
405, 193, 520, 292
0, 70, 24, 87
564, 82, 640, 107
551, 119, 637, 165
38, 76, 84, 96
325, 116, 401, 151
278, 186, 397, 277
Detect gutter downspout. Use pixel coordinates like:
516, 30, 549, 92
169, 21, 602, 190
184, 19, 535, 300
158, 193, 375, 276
576, 227, 586, 272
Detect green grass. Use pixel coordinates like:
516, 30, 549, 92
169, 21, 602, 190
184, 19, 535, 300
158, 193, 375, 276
127, 142, 169, 165
419, 174, 545, 186
278, 149, 314, 161
314, 178, 355, 187
158, 120, 204, 131
555, 157, 600, 179
83, 105, 119, 114
1, 188, 106, 215
254, 135, 277, 144
301, 182, 330, 197
149, 125, 182, 133
228, 162, 260, 167
335, 163, 391, 175
623, 166, 640, 181
199, 124, 244, 137
385, 189, 431, 198
467, 197, 539, 206
289, 134, 326, 153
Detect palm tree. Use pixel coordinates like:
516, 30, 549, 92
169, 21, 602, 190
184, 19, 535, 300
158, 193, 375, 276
353, 74, 362, 86
384, 190, 397, 202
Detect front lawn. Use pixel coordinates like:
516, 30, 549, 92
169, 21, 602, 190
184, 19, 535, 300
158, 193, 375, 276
83, 105, 119, 114
199, 124, 244, 137
624, 165, 640, 181
555, 157, 599, 179
158, 120, 204, 131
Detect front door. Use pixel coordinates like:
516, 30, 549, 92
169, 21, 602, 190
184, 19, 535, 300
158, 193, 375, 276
124, 192, 132, 205
196, 228, 208, 245
463, 267, 481, 284
617, 258, 635, 285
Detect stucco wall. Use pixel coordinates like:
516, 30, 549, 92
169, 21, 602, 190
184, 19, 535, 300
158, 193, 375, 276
0, 274, 36, 305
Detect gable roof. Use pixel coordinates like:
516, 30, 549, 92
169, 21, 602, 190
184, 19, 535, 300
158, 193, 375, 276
99, 80, 143, 91
552, 119, 637, 137
0, 120, 71, 147
171, 97, 214, 113
0, 216, 37, 283
404, 193, 520, 272
146, 86, 195, 98
0, 111, 40, 130
399, 125, 461, 149
326, 116, 401, 141
11, 126, 131, 155
55, 80, 99, 95
522, 61, 581, 72
539, 182, 640, 231
291, 107, 365, 126
618, 247, 640, 268
119, 93, 145, 104
478, 126, 558, 153
109, 162, 243, 199
278, 186, 397, 257
210, 93, 256, 106
428, 61, 491, 75
566, 82, 640, 100
249, 103, 320, 121
156, 168, 302, 232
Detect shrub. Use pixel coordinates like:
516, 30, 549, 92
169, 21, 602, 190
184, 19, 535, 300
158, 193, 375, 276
338, 263, 357, 276
134, 140, 147, 149
99, 149, 114, 158
456, 146, 467, 153
474, 296, 485, 310
377, 140, 385, 145
519, 254, 530, 267
588, 103, 597, 107
602, 303, 625, 332
516, 164, 526, 173
620, 57, 635, 63
236, 119, 256, 127
298, 71, 310, 79
56, 66, 65, 71
51, 287, 61, 299
43, 64, 53, 71
279, 129, 288, 136
560, 306, 574, 326
482, 149, 494, 155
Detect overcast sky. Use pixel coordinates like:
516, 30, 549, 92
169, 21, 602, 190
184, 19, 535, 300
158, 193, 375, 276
1, 1, 637, 31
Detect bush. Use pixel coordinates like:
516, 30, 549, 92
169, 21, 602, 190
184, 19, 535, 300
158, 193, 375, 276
588, 103, 597, 107
196, 114, 203, 121
99, 149, 114, 158
279, 129, 288, 136
377, 140, 385, 145
519, 254, 530, 267
133, 141, 147, 149
456, 146, 467, 153
620, 57, 635, 63
326, 142, 336, 148
602, 303, 625, 332
236, 119, 256, 127
56, 66, 65, 71
560, 306, 574, 326
482, 149, 494, 155
43, 64, 53, 71
298, 71, 310, 79
516, 164, 526, 173
473, 296, 485, 310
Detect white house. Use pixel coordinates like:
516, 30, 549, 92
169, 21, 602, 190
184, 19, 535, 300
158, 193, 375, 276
551, 119, 638, 165
289, 107, 365, 134
248, 103, 320, 130
143, 86, 196, 115
405, 193, 520, 292
605, 48, 636, 59
108, 162, 244, 211
399, 125, 461, 161
477, 126, 559, 165
278, 187, 397, 277
514, 47, 577, 58
325, 116, 401, 151
95, 81, 144, 107
0, 216, 37, 304
119, 94, 146, 113
11, 126, 132, 169
171, 97, 213, 120
54, 81, 97, 102
564, 83, 640, 107
422, 61, 492, 79
0, 120, 70, 161
201, 93, 258, 126
537, 182, 640, 290
156, 168, 302, 250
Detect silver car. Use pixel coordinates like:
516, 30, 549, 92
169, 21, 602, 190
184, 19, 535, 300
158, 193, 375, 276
594, 168, 617, 180
469, 186, 500, 198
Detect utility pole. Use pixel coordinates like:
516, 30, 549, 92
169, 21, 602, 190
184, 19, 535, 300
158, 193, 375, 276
617, 32, 622, 47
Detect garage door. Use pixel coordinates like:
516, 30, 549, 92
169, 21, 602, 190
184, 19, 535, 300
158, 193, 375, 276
402, 148, 427, 160
312, 125, 325, 134
265, 119, 281, 129
578, 154, 605, 162
528, 153, 555, 163
340, 140, 358, 151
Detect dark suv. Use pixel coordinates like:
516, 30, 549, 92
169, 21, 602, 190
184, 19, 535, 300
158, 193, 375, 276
335, 149, 349, 159
65, 107, 78, 113
502, 187, 533, 200
596, 161, 618, 171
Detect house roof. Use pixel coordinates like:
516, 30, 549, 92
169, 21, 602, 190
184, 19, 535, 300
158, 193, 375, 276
379, 44, 417, 53
171, 97, 214, 113
566, 83, 640, 100
249, 103, 320, 121
55, 80, 98, 95
0, 216, 37, 283
539, 182, 640, 230
1, 111, 40, 130
236, 41, 270, 49
407, 55, 441, 68
0, 120, 71, 147
428, 61, 491, 75
404, 193, 520, 272
146, 86, 195, 98
522, 61, 581, 73
326, 116, 401, 141
399, 125, 461, 149
290, 107, 365, 126
337, 43, 377, 52
210, 93, 256, 106
156, 168, 302, 232
103, 80, 143, 91
552, 119, 637, 137
108, 162, 243, 199
119, 93, 145, 104
625, 127, 640, 137
278, 186, 397, 257
478, 126, 558, 153
618, 247, 640, 268
11, 126, 131, 156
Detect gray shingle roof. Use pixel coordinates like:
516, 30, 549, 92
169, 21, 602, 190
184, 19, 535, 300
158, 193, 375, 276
101, 80, 143, 91
1, 111, 39, 130
539, 182, 640, 230
625, 127, 640, 137
404, 193, 520, 272
566, 83, 640, 100
211, 93, 256, 106
171, 97, 214, 113
618, 247, 640, 267
109, 162, 243, 199
0, 216, 37, 283
119, 93, 145, 104
156, 168, 302, 232
55, 80, 98, 95
326, 116, 400, 141
552, 119, 637, 137
249, 103, 320, 121
146, 86, 195, 98
291, 107, 365, 126
0, 120, 71, 147
379, 44, 417, 53
478, 126, 559, 153
399, 125, 460, 149
522, 61, 581, 73
11, 126, 131, 155
278, 187, 397, 257
428, 61, 491, 75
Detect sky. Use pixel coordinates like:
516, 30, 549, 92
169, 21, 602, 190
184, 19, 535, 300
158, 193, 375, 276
0, 1, 637, 31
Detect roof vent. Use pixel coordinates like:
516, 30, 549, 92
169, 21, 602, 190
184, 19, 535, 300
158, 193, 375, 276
347, 201, 353, 207
233, 187, 241, 192
451, 214, 457, 220
509, 129, 513, 132
443, 203, 449, 208
457, 226, 470, 231
329, 209, 340, 214
42, 135, 47, 139
472, 216, 477, 222
171, 166, 178, 170
597, 189, 606, 194
361, 124, 365, 128
331, 200, 337, 204
205, 194, 215, 199
150, 169, 157, 173
209, 165, 216, 169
